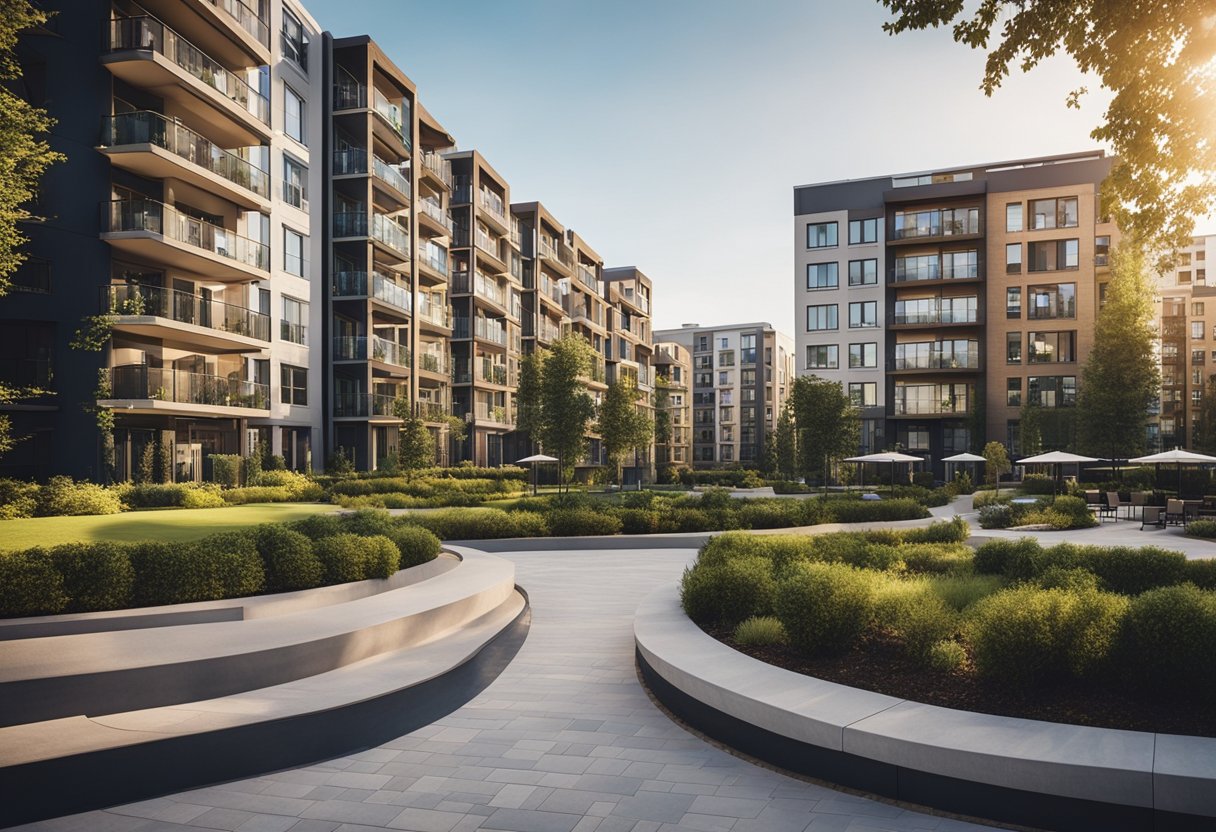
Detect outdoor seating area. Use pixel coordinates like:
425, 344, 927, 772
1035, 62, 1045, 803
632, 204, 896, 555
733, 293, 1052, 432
1081, 489, 1216, 531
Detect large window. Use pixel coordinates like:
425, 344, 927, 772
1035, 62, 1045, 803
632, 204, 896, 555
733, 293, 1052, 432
848, 382, 877, 407
848, 258, 877, 286
848, 218, 878, 245
1028, 331, 1076, 364
848, 300, 877, 328
806, 344, 838, 370
807, 304, 838, 331
893, 296, 977, 325
281, 8, 309, 70
806, 221, 838, 249
280, 364, 308, 405
806, 262, 839, 290
283, 155, 307, 209
849, 342, 878, 369
1095, 235, 1111, 267
284, 85, 305, 144
892, 207, 979, 240
1028, 283, 1077, 319
740, 333, 757, 364
1006, 202, 1023, 232
893, 339, 976, 370
1006, 243, 1022, 274
1030, 196, 1079, 230
1006, 331, 1022, 364
1028, 375, 1077, 407
281, 296, 308, 345
718, 350, 735, 367
284, 227, 306, 276
1028, 239, 1079, 272
943, 250, 978, 279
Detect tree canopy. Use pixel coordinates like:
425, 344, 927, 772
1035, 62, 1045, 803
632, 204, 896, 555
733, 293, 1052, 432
538, 334, 596, 487
393, 398, 435, 474
881, 0, 1216, 248
597, 376, 653, 485
789, 375, 859, 484
983, 440, 1012, 496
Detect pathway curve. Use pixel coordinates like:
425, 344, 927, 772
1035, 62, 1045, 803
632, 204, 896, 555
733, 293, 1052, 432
16, 545, 997, 832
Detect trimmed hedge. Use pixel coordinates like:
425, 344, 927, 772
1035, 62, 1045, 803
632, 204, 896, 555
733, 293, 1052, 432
681, 556, 777, 628
0, 548, 67, 616
546, 508, 624, 537
118, 483, 226, 509
49, 542, 134, 612
398, 508, 549, 540
252, 525, 322, 592
1122, 584, 1216, 691
386, 526, 442, 568
775, 561, 877, 655
37, 477, 123, 516
973, 538, 1190, 594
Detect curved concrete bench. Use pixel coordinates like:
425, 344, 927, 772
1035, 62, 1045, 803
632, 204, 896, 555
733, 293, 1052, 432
635, 584, 1216, 832
0, 553, 459, 640
0, 549, 514, 726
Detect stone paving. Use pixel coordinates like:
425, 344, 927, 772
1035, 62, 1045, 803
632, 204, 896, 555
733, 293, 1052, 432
15, 544, 999, 832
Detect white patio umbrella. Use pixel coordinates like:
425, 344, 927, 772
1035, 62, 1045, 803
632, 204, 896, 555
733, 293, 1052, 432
845, 451, 923, 492
1127, 448, 1216, 495
516, 453, 558, 496
1017, 450, 1100, 494
942, 451, 986, 484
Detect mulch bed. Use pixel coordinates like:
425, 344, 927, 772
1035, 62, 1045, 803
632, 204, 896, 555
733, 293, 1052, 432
707, 626, 1216, 738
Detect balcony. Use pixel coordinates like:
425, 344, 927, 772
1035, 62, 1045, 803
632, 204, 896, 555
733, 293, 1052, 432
891, 209, 981, 243
418, 242, 449, 279
332, 271, 413, 317
280, 320, 307, 346
372, 335, 410, 368
138, 0, 270, 66
100, 364, 269, 416
417, 293, 451, 330
579, 358, 607, 386
537, 238, 573, 276
474, 228, 507, 272
103, 15, 270, 147
333, 71, 366, 111
417, 351, 448, 376
104, 283, 269, 351
418, 198, 452, 235
333, 211, 411, 260
473, 402, 514, 427
890, 344, 981, 373
100, 112, 269, 210
417, 400, 450, 422
621, 287, 650, 315
575, 263, 599, 292
478, 188, 508, 233
452, 269, 508, 311
891, 256, 981, 284
453, 315, 507, 347
371, 87, 410, 152
332, 335, 410, 369
892, 384, 974, 417
533, 318, 562, 344
333, 392, 399, 419
102, 197, 269, 281
478, 358, 513, 386
569, 305, 605, 329
420, 150, 452, 190
890, 299, 980, 328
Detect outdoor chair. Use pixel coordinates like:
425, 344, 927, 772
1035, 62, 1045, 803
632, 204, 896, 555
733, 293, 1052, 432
1097, 494, 1117, 522
1166, 499, 1187, 526
1130, 491, 1148, 520
1105, 492, 1124, 521
1141, 505, 1166, 531
1084, 490, 1101, 508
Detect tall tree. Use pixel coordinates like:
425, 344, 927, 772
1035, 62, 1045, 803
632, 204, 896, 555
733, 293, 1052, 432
0, 2, 63, 462
881, 0, 1216, 249
515, 349, 546, 453
598, 378, 642, 485
539, 335, 595, 490
790, 376, 859, 485
1077, 244, 1160, 461
983, 441, 1012, 498
393, 398, 435, 475
773, 403, 797, 480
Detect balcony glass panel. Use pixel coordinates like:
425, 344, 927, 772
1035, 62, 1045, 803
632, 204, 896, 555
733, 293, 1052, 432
104, 283, 269, 341
104, 197, 270, 272
892, 207, 980, 240
891, 296, 979, 325
107, 364, 268, 409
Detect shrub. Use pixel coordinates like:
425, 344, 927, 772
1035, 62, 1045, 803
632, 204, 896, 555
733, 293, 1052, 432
119, 483, 226, 509
680, 557, 777, 628
1122, 584, 1216, 691
875, 579, 958, 658
811, 533, 903, 571
928, 639, 966, 672
221, 484, 324, 504
1036, 566, 1100, 592
1186, 519, 1216, 539
49, 542, 134, 612
363, 535, 401, 579
900, 543, 973, 575
774, 561, 877, 655
973, 538, 1043, 579
546, 508, 624, 537
196, 532, 265, 598
386, 526, 441, 568
733, 615, 788, 647
209, 454, 242, 488
615, 508, 661, 535
0, 549, 67, 616
912, 471, 936, 488
37, 476, 122, 516
972, 489, 1008, 509
0, 478, 40, 519
340, 508, 397, 537
252, 525, 322, 592
129, 541, 221, 606
734, 500, 804, 530
291, 513, 345, 540
968, 587, 1128, 688
1077, 546, 1187, 595
1020, 474, 1057, 494
659, 507, 713, 533
826, 498, 928, 524
1184, 558, 1216, 590
313, 534, 376, 583
929, 573, 1006, 610
977, 503, 1016, 529
400, 508, 548, 540
902, 517, 969, 544
951, 471, 975, 495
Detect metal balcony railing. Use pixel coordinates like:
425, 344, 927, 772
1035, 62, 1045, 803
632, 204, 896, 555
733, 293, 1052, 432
104, 284, 269, 341
106, 365, 268, 410
417, 351, 448, 374
333, 392, 399, 418
372, 155, 410, 196
478, 188, 506, 221
104, 197, 270, 272
280, 320, 307, 345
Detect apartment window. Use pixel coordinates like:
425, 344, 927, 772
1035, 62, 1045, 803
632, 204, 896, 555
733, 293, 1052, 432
1095, 235, 1111, 267
896, 254, 940, 282
740, 333, 757, 364
1028, 239, 1079, 272
719, 337, 729, 349
1193, 321, 1205, 340
1028, 331, 1076, 363
280, 364, 308, 405
892, 207, 979, 239
741, 369, 756, 386
1180, 270, 1193, 284
1028, 283, 1076, 319
1027, 375, 1077, 408
10, 256, 50, 293
720, 406, 734, 423
1007, 332, 1022, 364
848, 382, 877, 407
806, 221, 838, 249
720, 444, 734, 462
283, 227, 305, 276
849, 342, 877, 368
943, 250, 978, 279
806, 262, 839, 290
720, 389, 734, 405
1006, 243, 1022, 274
720, 425, 734, 442
718, 350, 735, 367
281, 8, 309, 71
807, 304, 838, 331
718, 370, 730, 385
1194, 389, 1204, 405
848, 301, 877, 328
848, 258, 877, 286
1196, 303, 1207, 316
1006, 287, 1021, 318
848, 218, 878, 245
1006, 202, 1023, 233
806, 345, 837, 369
284, 85, 305, 144
281, 296, 307, 345
697, 335, 709, 352
1007, 378, 1022, 407
1200, 269, 1208, 284
1193, 349, 1206, 366
1030, 196, 1079, 230
283, 156, 307, 209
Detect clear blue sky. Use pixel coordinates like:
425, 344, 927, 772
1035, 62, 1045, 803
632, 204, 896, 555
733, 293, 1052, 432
304, 0, 1109, 335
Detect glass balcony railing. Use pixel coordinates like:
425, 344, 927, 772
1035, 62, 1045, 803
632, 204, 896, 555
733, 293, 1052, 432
104, 283, 269, 341
417, 294, 450, 327
331, 271, 411, 315
333, 71, 366, 110
333, 391, 398, 418
280, 320, 307, 345
576, 263, 598, 291
892, 384, 974, 416
891, 299, 980, 326
372, 88, 409, 145
106, 364, 268, 410
107, 16, 270, 126
420, 150, 452, 189
104, 197, 270, 272
207, 0, 269, 47
372, 213, 410, 256
418, 198, 452, 232
892, 345, 981, 370
372, 155, 410, 197
372, 335, 410, 367
102, 112, 269, 198
333, 147, 365, 175
417, 400, 450, 422
474, 402, 513, 425
478, 188, 506, 221
417, 351, 448, 374
475, 227, 502, 261
419, 243, 449, 276
333, 335, 412, 367
579, 358, 606, 384
452, 270, 507, 308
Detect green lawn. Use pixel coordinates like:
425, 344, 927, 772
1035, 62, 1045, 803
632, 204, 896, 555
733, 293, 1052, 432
0, 503, 340, 552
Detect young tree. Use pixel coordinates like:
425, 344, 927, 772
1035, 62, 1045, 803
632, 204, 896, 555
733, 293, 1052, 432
515, 349, 546, 454
983, 440, 1012, 498
599, 378, 642, 485
1018, 400, 1043, 457
539, 335, 595, 491
759, 433, 778, 479
790, 376, 859, 486
1077, 244, 1160, 462
773, 403, 797, 480
881, 0, 1216, 249
393, 398, 435, 475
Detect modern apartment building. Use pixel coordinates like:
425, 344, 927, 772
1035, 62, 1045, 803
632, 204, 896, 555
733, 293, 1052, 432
0, 4, 661, 482
653, 341, 692, 472
653, 322, 795, 468
604, 267, 656, 482
793, 151, 1116, 475
1153, 235, 1216, 451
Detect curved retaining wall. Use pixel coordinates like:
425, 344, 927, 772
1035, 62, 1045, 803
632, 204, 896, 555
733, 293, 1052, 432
634, 584, 1216, 832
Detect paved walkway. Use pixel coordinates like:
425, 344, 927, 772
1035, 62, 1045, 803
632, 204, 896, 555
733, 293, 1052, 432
17, 546, 997, 832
